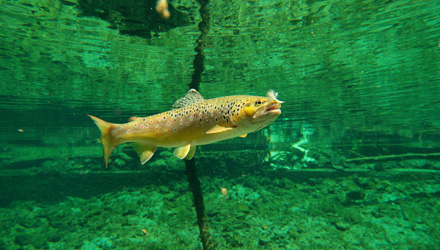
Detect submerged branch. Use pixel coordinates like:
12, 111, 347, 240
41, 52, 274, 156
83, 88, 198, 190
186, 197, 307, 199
345, 152, 440, 163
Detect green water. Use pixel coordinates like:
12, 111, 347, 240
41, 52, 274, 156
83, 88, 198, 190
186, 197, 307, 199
1, 0, 440, 249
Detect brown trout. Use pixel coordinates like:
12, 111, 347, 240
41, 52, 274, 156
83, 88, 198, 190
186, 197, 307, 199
89, 89, 282, 167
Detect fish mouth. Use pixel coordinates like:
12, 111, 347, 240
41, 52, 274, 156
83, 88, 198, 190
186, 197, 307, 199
264, 101, 282, 115
252, 99, 283, 119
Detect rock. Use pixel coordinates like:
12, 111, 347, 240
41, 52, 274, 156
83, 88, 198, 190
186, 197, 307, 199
432, 161, 440, 170
357, 177, 372, 188
335, 221, 351, 231
258, 238, 269, 246
0, 239, 6, 249
14, 233, 31, 246
33, 235, 48, 249
346, 190, 365, 201
47, 230, 62, 242
115, 158, 126, 167
233, 202, 250, 213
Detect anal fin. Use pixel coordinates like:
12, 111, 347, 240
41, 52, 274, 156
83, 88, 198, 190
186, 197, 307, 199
133, 143, 157, 165
174, 144, 191, 159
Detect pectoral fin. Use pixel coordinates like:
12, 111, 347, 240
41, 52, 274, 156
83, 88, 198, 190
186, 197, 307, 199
133, 143, 157, 164
206, 125, 235, 134
174, 144, 191, 159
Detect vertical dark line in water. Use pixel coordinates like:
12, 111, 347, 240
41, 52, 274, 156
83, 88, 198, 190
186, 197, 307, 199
189, 0, 210, 90
185, 0, 215, 249
185, 159, 215, 249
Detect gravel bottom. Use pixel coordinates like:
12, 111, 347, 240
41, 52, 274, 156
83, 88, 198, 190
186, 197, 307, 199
1, 171, 439, 249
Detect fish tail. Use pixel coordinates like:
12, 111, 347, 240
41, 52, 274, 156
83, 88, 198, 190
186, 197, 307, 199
88, 115, 119, 168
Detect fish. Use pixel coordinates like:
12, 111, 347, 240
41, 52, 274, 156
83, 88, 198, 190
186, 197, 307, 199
89, 89, 283, 167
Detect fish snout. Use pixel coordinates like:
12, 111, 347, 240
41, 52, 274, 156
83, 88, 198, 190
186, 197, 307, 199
263, 101, 282, 115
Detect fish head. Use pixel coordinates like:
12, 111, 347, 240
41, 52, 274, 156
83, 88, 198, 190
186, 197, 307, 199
236, 90, 283, 130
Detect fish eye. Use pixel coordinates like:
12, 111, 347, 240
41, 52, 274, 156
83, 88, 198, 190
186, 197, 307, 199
255, 100, 262, 106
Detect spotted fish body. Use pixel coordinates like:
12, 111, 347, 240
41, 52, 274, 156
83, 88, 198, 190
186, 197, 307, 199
89, 89, 282, 167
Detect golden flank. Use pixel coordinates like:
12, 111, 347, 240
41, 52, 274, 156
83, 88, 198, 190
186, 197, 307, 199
89, 89, 282, 167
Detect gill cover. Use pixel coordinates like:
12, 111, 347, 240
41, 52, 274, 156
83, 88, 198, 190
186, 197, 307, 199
244, 103, 257, 117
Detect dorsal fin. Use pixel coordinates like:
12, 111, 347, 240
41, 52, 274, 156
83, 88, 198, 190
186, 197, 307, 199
172, 89, 204, 109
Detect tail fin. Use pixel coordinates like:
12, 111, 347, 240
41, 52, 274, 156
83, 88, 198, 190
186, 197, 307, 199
88, 115, 118, 168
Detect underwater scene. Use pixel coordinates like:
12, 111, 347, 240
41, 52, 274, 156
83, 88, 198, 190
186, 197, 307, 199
1, 0, 440, 249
